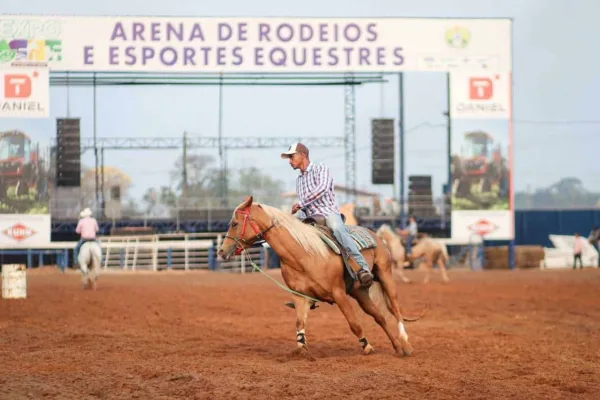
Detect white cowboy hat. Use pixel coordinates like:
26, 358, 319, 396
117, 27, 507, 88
80, 208, 93, 218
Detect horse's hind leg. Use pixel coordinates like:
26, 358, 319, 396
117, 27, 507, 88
437, 255, 450, 283
393, 259, 411, 284
375, 264, 414, 355
331, 289, 375, 355
90, 258, 100, 290
351, 286, 407, 356
422, 261, 432, 284
79, 261, 90, 289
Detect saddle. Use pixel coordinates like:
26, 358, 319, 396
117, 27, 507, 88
301, 213, 377, 294
301, 214, 346, 255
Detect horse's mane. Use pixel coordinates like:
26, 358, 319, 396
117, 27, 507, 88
376, 223, 397, 237
257, 204, 330, 259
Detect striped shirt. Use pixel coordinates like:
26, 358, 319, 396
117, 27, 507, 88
296, 162, 339, 217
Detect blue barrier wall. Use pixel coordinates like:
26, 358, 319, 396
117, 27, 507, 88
48, 209, 600, 249
515, 210, 600, 247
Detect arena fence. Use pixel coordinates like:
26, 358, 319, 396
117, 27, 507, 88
0, 233, 267, 273
0, 232, 483, 272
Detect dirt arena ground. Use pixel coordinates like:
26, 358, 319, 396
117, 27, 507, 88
1, 267, 599, 400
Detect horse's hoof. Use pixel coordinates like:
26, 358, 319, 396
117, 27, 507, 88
402, 344, 414, 357
292, 346, 315, 361
363, 344, 376, 355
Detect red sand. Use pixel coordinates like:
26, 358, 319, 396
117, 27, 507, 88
1, 267, 599, 399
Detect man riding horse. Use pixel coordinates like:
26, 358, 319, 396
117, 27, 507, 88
74, 207, 100, 267
281, 142, 374, 289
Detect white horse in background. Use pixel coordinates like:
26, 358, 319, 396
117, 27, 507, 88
78, 241, 102, 290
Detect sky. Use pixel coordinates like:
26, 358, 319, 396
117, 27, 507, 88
1, 0, 599, 205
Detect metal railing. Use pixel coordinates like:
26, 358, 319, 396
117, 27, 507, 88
98, 232, 266, 272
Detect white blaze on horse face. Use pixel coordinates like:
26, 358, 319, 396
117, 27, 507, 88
398, 321, 409, 341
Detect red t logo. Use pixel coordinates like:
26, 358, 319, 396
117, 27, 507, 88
4, 74, 32, 98
469, 77, 493, 100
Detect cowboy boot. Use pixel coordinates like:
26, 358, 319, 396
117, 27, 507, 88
357, 269, 374, 288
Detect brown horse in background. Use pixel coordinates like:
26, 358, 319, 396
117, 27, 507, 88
218, 196, 427, 358
377, 224, 451, 284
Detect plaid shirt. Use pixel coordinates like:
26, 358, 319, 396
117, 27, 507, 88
296, 162, 339, 217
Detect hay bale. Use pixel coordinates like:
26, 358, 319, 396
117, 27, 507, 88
484, 245, 545, 270
484, 246, 510, 269
515, 245, 545, 269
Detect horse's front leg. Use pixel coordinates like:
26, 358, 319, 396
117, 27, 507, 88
293, 294, 312, 350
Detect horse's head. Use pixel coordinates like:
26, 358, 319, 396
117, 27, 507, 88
218, 196, 275, 261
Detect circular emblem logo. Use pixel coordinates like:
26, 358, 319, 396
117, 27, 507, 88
445, 26, 471, 48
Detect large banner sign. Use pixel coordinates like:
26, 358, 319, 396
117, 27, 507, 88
0, 16, 511, 72
0, 66, 49, 118
0, 127, 51, 245
450, 72, 513, 241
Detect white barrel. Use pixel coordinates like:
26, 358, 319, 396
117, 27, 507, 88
2, 264, 27, 299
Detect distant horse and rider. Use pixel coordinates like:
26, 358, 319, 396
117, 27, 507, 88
74, 207, 102, 290
376, 224, 451, 284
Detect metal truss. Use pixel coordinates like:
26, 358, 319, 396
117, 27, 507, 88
73, 135, 346, 151
344, 73, 357, 202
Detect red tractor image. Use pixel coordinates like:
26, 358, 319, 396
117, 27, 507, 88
0, 130, 44, 200
451, 130, 509, 199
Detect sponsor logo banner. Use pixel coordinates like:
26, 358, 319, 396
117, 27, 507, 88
0, 16, 511, 72
451, 210, 512, 241
450, 73, 510, 119
0, 214, 50, 246
0, 66, 49, 117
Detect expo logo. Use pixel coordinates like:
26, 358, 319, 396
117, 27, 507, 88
3, 70, 40, 98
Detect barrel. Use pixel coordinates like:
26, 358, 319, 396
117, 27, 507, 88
2, 264, 27, 299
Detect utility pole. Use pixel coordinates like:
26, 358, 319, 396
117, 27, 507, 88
182, 131, 188, 204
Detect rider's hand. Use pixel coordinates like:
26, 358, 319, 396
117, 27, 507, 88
292, 203, 302, 214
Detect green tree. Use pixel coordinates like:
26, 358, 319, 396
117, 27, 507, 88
515, 177, 600, 209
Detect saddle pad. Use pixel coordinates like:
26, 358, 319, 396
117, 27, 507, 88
347, 226, 378, 251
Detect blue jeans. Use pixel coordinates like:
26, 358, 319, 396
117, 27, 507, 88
406, 234, 415, 254
325, 213, 370, 273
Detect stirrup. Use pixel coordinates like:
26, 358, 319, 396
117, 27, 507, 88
357, 270, 374, 288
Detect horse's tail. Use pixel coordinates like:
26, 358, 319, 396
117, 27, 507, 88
369, 281, 429, 323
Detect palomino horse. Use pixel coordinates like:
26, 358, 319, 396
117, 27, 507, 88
218, 196, 426, 357
377, 225, 450, 284
405, 234, 451, 284
375, 224, 411, 284
78, 241, 102, 290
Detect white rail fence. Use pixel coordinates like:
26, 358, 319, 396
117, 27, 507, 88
99, 233, 267, 272
0, 233, 268, 273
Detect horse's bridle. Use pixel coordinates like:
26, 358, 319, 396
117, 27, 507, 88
225, 205, 275, 255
